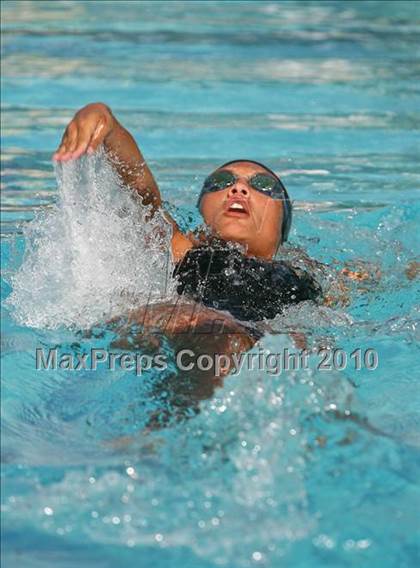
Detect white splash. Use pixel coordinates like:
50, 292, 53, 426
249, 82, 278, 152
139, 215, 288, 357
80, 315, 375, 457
7, 150, 176, 329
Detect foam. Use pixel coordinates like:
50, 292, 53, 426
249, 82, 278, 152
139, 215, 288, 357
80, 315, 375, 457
7, 150, 176, 329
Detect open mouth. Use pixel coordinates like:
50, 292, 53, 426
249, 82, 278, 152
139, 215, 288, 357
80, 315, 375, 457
225, 201, 250, 217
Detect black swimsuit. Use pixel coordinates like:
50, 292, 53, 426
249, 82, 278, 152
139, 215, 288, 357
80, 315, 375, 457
174, 239, 321, 322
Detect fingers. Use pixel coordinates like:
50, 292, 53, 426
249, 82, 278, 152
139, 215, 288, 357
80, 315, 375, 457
58, 123, 78, 161
52, 127, 70, 161
53, 123, 77, 161
86, 117, 108, 154
53, 113, 109, 162
69, 131, 93, 160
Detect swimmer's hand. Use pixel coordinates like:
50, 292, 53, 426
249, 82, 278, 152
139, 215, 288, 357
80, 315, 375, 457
52, 102, 193, 261
53, 102, 115, 161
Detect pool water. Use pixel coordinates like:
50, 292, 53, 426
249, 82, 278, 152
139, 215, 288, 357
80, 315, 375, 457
1, 1, 420, 567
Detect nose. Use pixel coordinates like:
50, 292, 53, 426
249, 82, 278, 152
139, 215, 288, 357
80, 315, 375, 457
227, 179, 250, 199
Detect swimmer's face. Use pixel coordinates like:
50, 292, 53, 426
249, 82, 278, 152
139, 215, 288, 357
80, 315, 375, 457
200, 162, 284, 259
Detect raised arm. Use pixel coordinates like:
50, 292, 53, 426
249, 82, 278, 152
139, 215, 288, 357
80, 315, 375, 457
53, 102, 193, 261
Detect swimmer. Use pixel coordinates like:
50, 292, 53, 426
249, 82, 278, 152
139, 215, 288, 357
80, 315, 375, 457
53, 103, 361, 430
54, 102, 321, 330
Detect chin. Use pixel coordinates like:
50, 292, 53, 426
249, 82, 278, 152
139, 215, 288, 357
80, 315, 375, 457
217, 226, 250, 245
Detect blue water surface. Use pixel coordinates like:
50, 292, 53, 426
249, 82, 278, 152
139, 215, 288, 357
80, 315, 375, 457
1, 1, 420, 567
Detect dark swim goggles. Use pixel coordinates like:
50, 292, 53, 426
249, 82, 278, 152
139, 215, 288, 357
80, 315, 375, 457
201, 170, 287, 200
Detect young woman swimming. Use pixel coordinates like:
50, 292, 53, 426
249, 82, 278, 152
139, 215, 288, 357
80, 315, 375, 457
53, 103, 358, 428
54, 102, 321, 330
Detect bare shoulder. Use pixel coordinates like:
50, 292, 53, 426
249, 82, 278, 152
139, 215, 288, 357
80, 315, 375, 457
171, 228, 194, 264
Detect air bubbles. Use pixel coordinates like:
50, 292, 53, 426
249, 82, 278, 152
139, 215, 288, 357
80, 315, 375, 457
343, 538, 371, 550
252, 551, 264, 562
313, 533, 336, 550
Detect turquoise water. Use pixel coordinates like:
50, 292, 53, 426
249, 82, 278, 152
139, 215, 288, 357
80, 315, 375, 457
1, 1, 420, 566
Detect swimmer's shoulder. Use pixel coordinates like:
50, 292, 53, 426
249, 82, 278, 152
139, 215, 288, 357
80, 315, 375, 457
171, 230, 194, 264
173, 231, 236, 265
171, 227, 216, 264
